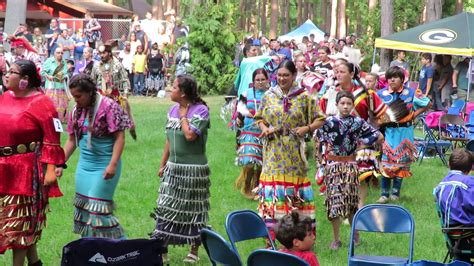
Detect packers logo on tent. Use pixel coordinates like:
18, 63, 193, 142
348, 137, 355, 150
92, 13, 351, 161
419, 29, 457, 44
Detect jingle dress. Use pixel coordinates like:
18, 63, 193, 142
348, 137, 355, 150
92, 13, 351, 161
40, 57, 69, 122
0, 91, 64, 253
377, 86, 429, 178
235, 86, 265, 194
254, 85, 324, 235
316, 115, 380, 219
319, 84, 387, 181
151, 103, 211, 246
67, 94, 131, 238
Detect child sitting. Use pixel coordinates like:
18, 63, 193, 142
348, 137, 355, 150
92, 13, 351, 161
275, 212, 320, 266
434, 148, 474, 227
434, 148, 474, 263
315, 90, 383, 250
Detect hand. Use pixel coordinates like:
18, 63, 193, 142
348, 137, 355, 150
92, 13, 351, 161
259, 126, 275, 138
179, 103, 190, 118
236, 118, 242, 128
158, 166, 165, 177
103, 164, 116, 179
44, 169, 57, 186
293, 126, 308, 137
55, 167, 63, 178
46, 75, 53, 81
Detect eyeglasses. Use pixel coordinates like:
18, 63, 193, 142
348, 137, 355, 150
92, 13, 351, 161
7, 70, 21, 75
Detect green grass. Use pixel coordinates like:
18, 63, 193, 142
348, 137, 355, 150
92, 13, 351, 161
1, 96, 449, 265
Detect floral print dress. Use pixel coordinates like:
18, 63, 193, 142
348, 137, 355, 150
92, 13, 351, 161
254, 85, 324, 235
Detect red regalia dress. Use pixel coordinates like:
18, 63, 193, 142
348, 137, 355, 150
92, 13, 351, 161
0, 90, 64, 254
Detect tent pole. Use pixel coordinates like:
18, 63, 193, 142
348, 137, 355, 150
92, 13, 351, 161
467, 58, 473, 103
371, 48, 377, 66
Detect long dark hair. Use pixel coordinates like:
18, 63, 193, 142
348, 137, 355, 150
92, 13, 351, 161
69, 73, 98, 140
15, 60, 42, 89
278, 60, 297, 75
252, 68, 268, 83
176, 74, 207, 107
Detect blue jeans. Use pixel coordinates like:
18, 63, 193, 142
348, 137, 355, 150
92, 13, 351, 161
133, 73, 145, 95
380, 177, 403, 197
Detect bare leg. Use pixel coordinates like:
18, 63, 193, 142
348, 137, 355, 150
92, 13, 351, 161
26, 244, 39, 264
330, 217, 342, 242
12, 248, 27, 266
190, 245, 199, 256
358, 182, 368, 209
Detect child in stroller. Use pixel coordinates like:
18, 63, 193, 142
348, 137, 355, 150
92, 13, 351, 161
145, 43, 165, 96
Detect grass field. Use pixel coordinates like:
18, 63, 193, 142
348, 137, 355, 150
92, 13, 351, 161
1, 96, 449, 265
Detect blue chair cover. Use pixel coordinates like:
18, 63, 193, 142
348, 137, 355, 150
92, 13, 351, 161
348, 204, 415, 266
225, 210, 276, 260
61, 238, 165, 266
247, 249, 309, 266
201, 228, 242, 266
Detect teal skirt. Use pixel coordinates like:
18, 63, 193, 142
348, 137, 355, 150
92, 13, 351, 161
73, 134, 124, 239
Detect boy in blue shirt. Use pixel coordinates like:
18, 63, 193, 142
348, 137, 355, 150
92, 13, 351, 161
418, 53, 434, 97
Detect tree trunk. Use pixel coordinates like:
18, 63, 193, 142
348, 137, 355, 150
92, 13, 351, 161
285, 0, 291, 31
175, 0, 180, 15
297, 0, 303, 25
261, 0, 267, 36
380, 0, 394, 71
330, 0, 338, 38
239, 0, 245, 30
246, 0, 252, 32
306, 0, 310, 21
455, 0, 463, 14
336, 0, 346, 38
281, 0, 288, 34
168, 0, 174, 11
426, 0, 442, 23
320, 0, 327, 31
366, 0, 378, 45
152, 0, 164, 20
269, 0, 279, 39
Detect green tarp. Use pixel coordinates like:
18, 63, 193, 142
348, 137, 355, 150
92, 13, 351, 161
375, 12, 473, 56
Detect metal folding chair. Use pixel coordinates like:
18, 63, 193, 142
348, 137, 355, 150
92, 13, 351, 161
225, 210, 276, 260
439, 114, 469, 149
201, 228, 242, 266
409, 260, 471, 265
417, 117, 451, 166
348, 204, 415, 266
247, 249, 309, 266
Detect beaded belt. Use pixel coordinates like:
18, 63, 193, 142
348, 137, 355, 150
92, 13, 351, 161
0, 142, 37, 157
326, 154, 356, 162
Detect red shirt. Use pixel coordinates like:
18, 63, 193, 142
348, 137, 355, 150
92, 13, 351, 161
280, 249, 320, 266
319, 85, 387, 121
0, 91, 64, 196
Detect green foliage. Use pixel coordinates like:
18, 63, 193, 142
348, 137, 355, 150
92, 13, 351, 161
183, 0, 238, 95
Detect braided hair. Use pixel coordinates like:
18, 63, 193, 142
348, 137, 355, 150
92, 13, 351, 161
176, 74, 207, 107
69, 74, 98, 140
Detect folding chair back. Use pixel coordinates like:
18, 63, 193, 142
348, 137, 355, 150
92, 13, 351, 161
466, 111, 474, 139
200, 228, 242, 266
418, 117, 451, 166
451, 99, 466, 113
225, 210, 276, 259
439, 114, 469, 149
348, 204, 415, 266
247, 249, 309, 266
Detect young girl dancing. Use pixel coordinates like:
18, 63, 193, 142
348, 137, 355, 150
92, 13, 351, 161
315, 90, 383, 250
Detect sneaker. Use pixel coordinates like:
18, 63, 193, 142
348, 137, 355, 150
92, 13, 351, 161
329, 240, 342, 250
183, 253, 200, 264
390, 195, 400, 201
376, 196, 389, 204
